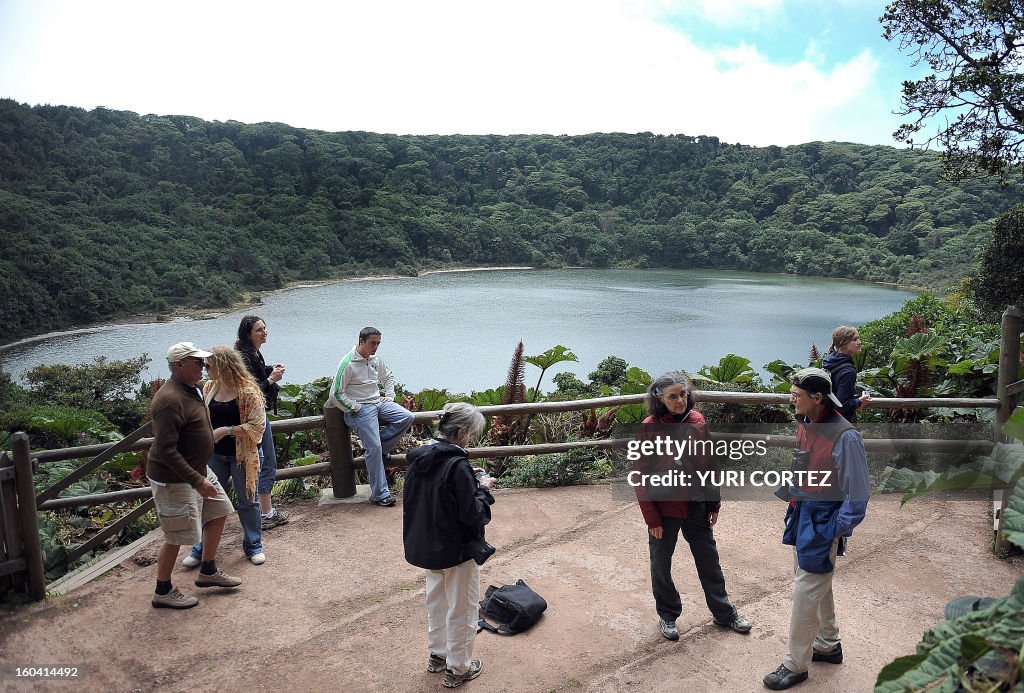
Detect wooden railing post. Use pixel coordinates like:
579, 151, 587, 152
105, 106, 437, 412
323, 405, 356, 498
994, 305, 1022, 554
12, 433, 45, 600
0, 450, 22, 594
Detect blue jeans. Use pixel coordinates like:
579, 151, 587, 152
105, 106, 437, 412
344, 400, 414, 501
191, 452, 263, 559
257, 414, 277, 496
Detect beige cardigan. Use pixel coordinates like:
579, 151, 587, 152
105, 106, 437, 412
203, 380, 266, 499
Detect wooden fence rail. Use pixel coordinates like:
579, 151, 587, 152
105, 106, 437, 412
22, 393, 1000, 512
1, 304, 1020, 600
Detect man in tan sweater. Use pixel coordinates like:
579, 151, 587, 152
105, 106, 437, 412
147, 342, 241, 609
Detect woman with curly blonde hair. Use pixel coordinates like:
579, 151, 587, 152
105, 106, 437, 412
181, 346, 268, 567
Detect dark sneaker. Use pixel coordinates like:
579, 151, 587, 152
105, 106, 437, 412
371, 495, 397, 507
195, 570, 242, 588
442, 660, 483, 688
714, 614, 753, 634
261, 509, 290, 530
659, 617, 679, 641
152, 586, 198, 609
763, 663, 808, 690
812, 643, 843, 664
427, 653, 446, 673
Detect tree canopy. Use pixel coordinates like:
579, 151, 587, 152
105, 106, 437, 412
882, 0, 1024, 180
975, 203, 1024, 313
0, 100, 1021, 340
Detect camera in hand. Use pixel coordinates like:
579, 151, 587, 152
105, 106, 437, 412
464, 537, 496, 565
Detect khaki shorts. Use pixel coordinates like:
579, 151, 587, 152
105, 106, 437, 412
149, 469, 233, 546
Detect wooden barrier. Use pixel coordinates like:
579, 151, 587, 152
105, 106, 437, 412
5, 317, 1021, 600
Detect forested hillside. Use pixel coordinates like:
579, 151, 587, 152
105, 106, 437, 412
1, 99, 1021, 340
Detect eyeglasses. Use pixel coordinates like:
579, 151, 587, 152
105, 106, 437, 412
183, 357, 206, 367
659, 392, 688, 401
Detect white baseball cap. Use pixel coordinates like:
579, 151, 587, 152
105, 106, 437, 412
166, 341, 213, 363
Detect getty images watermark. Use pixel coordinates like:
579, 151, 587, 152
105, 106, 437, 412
625, 435, 834, 492
609, 420, 993, 503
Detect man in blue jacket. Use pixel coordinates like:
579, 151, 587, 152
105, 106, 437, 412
764, 368, 871, 690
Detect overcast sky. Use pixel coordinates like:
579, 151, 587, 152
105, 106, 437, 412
0, 0, 920, 147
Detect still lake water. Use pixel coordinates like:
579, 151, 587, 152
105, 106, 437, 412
0, 269, 915, 393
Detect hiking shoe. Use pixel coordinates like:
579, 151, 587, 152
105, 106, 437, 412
812, 643, 843, 664
152, 586, 198, 609
371, 495, 397, 507
195, 570, 242, 588
427, 653, 447, 673
763, 663, 808, 690
442, 660, 483, 688
659, 617, 680, 641
180, 555, 201, 569
261, 509, 290, 530
250, 552, 266, 566
714, 613, 753, 634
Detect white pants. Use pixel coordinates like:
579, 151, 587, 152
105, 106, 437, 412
425, 559, 480, 675
783, 538, 841, 674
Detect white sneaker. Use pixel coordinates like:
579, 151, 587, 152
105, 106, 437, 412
181, 555, 200, 569
250, 552, 266, 565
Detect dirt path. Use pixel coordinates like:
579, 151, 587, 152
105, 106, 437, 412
1, 485, 1020, 692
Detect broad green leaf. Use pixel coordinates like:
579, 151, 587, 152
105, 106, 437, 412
1002, 477, 1024, 551
875, 576, 1024, 693
624, 366, 652, 387
891, 332, 946, 362
946, 360, 976, 375
469, 388, 505, 407
415, 388, 451, 412
697, 354, 756, 385
1002, 408, 1024, 443
523, 345, 578, 370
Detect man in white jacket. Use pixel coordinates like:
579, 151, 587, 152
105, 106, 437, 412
328, 327, 415, 506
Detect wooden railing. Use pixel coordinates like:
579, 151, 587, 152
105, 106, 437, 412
3, 306, 1021, 599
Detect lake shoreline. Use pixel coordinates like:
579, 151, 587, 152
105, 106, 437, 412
0, 265, 536, 354
0, 268, 918, 391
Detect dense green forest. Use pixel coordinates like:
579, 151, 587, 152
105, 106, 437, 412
1, 98, 1021, 340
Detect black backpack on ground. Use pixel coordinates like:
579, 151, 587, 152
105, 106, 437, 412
478, 579, 547, 635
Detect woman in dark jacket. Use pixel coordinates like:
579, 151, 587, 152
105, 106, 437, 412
821, 325, 872, 423
403, 402, 493, 689
633, 371, 751, 641
235, 315, 290, 530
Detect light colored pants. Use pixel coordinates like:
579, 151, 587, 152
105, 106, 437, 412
343, 401, 414, 501
149, 469, 232, 546
425, 559, 480, 676
783, 538, 841, 674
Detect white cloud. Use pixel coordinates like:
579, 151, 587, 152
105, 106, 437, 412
693, 0, 785, 26
0, 0, 897, 146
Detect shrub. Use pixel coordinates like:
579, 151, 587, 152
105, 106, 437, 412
503, 447, 614, 488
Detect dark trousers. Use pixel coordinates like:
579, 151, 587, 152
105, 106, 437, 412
648, 504, 736, 623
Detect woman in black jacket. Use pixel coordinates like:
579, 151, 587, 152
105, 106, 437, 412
403, 402, 493, 689
235, 315, 290, 530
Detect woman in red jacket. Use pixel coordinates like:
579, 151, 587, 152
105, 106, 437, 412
633, 371, 752, 641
